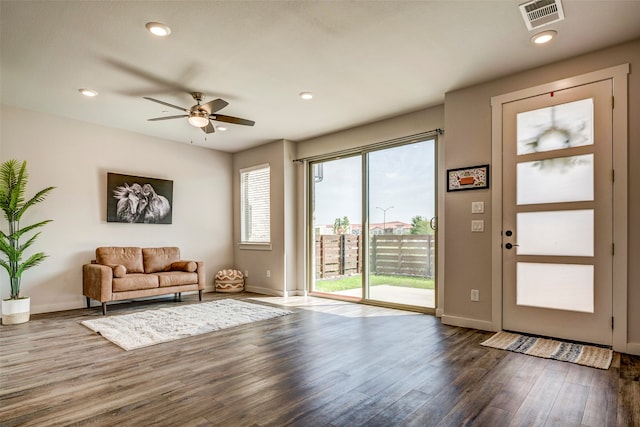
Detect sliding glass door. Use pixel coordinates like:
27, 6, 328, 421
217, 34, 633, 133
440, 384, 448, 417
367, 140, 436, 308
309, 136, 437, 311
310, 156, 362, 298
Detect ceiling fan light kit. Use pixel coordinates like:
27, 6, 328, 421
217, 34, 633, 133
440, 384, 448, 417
145, 91, 255, 135
188, 113, 209, 128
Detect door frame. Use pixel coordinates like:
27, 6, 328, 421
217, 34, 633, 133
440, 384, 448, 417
303, 133, 441, 314
490, 64, 629, 353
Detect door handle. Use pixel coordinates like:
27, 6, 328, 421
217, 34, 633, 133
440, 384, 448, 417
429, 216, 437, 231
505, 243, 519, 250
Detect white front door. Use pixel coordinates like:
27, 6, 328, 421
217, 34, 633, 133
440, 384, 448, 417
502, 80, 613, 346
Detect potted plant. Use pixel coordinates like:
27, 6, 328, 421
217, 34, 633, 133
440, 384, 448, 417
0, 159, 55, 325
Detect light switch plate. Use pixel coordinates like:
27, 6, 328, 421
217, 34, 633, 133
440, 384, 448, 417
471, 220, 484, 232
472, 201, 484, 214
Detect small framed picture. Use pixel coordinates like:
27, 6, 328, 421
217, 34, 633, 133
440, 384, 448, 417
447, 164, 490, 192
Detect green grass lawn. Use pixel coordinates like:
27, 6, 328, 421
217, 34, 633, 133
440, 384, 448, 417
315, 274, 434, 293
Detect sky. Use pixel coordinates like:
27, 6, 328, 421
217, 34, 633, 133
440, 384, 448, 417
312, 139, 436, 226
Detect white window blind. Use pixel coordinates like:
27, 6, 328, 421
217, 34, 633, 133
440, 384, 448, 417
240, 164, 270, 244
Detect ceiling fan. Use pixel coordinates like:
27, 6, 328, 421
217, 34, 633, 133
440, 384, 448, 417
144, 92, 255, 134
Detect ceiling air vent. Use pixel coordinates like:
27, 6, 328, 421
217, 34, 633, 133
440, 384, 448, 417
519, 0, 565, 30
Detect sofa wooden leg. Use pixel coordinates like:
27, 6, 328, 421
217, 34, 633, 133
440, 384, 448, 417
177, 292, 182, 301
86, 297, 90, 309
199, 290, 202, 301
102, 302, 107, 315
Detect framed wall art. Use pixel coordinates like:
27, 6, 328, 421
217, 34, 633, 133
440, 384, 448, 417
447, 164, 490, 192
107, 173, 173, 224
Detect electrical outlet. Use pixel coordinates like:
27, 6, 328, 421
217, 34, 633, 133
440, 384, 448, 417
471, 289, 480, 301
266, 270, 271, 278
471, 220, 484, 232
244, 270, 249, 277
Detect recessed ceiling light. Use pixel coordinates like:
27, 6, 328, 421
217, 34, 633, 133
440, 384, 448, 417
216, 126, 228, 131
145, 22, 171, 37
299, 91, 313, 100
531, 30, 557, 45
79, 89, 98, 97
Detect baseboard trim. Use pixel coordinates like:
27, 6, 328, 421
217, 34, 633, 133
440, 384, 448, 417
626, 342, 640, 356
244, 285, 285, 297
435, 308, 444, 318
284, 289, 307, 297
441, 314, 495, 332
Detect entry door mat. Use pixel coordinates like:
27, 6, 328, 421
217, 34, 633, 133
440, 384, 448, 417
82, 299, 292, 351
480, 331, 613, 370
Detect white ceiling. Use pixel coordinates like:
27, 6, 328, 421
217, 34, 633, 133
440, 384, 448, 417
2, 1, 639, 153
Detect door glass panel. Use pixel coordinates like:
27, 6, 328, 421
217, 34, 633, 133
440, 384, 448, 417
517, 263, 594, 313
516, 98, 593, 154
517, 154, 593, 205
367, 140, 436, 308
517, 210, 594, 256
311, 156, 362, 295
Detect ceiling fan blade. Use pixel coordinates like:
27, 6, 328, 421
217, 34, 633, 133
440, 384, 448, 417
211, 114, 255, 126
200, 98, 229, 115
202, 121, 215, 134
143, 97, 189, 112
148, 115, 188, 121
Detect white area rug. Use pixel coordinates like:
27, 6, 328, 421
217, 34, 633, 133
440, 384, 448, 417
81, 299, 292, 350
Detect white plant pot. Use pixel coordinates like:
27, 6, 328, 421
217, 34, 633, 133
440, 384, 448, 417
2, 297, 31, 325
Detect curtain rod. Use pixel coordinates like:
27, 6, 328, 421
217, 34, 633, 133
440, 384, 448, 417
292, 128, 443, 163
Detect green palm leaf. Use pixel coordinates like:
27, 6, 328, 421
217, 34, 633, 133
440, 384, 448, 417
16, 252, 48, 276
10, 220, 52, 242
16, 187, 55, 221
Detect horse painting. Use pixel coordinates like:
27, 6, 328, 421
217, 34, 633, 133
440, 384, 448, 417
113, 183, 144, 223
140, 183, 171, 223
108, 173, 173, 224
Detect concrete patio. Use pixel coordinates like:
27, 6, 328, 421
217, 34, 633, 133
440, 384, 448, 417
329, 284, 435, 308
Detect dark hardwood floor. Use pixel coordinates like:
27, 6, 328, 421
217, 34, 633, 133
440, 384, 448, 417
1, 292, 638, 426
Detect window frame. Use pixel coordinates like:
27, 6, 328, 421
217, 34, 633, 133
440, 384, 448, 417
239, 163, 272, 251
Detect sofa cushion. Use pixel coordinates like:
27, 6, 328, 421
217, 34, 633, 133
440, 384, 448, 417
110, 264, 127, 278
96, 247, 144, 273
143, 247, 181, 273
112, 273, 159, 292
156, 271, 199, 287
171, 261, 197, 272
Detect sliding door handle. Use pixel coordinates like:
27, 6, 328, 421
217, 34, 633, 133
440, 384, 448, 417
429, 216, 437, 231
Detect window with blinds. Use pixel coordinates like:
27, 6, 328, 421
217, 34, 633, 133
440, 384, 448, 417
240, 164, 270, 244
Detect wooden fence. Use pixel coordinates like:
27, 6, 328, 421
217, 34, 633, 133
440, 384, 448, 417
315, 234, 361, 278
315, 234, 435, 279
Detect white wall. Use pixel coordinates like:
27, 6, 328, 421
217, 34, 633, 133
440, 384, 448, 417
295, 107, 444, 160
0, 106, 234, 314
232, 139, 296, 296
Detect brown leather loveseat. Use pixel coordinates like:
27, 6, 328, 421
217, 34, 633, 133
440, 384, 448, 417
83, 246, 205, 314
